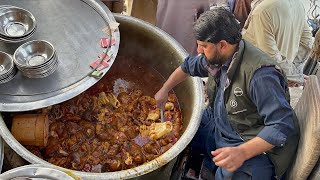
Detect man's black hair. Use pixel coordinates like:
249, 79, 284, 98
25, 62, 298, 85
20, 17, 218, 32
193, 7, 242, 44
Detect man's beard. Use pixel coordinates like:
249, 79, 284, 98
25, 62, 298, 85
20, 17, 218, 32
205, 53, 227, 66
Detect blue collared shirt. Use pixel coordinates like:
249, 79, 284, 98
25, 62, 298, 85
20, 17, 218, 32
181, 55, 294, 147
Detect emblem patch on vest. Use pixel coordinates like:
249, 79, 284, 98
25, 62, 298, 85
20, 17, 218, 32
234, 87, 243, 97
230, 100, 237, 108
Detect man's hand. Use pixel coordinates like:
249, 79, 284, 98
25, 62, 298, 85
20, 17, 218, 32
154, 88, 169, 108
211, 146, 247, 172
211, 137, 274, 172
304, 74, 309, 84
288, 80, 303, 87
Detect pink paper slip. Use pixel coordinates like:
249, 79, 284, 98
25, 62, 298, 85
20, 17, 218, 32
100, 38, 116, 48
90, 56, 110, 70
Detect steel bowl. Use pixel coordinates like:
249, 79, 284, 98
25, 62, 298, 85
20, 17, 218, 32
0, 51, 14, 75
0, 6, 36, 38
13, 40, 55, 67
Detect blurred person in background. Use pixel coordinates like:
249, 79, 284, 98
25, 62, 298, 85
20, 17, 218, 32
126, 0, 158, 24
242, 0, 313, 87
233, 0, 252, 28
156, 0, 231, 56
156, 0, 254, 55
102, 0, 158, 26
101, 0, 124, 13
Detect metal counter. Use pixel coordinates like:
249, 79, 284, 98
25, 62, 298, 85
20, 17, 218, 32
0, 0, 120, 112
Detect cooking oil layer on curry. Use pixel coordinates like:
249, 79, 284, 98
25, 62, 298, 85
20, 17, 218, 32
26, 56, 183, 172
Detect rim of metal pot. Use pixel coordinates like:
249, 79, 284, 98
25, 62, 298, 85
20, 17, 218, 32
0, 136, 3, 173
0, 164, 75, 180
0, 14, 205, 180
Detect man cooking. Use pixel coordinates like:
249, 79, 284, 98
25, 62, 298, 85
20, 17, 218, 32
155, 8, 299, 180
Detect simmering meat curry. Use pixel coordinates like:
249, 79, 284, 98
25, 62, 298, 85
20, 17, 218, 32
24, 57, 183, 172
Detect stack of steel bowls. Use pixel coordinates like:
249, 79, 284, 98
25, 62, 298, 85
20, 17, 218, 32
0, 51, 17, 84
0, 5, 36, 43
13, 40, 58, 78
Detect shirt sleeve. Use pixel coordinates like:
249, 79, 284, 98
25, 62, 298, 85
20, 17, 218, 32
180, 55, 209, 77
300, 20, 313, 49
250, 67, 295, 147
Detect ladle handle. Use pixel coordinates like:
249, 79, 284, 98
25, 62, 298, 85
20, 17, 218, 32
160, 106, 165, 123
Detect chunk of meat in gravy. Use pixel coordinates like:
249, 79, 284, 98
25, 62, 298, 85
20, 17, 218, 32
49, 121, 67, 139
123, 141, 146, 165
107, 144, 120, 156
48, 157, 70, 168
112, 131, 129, 143
105, 158, 122, 171
143, 140, 161, 155
159, 135, 174, 146
81, 109, 96, 122
161, 143, 173, 154
117, 92, 131, 104
71, 152, 81, 164
131, 89, 143, 100
45, 140, 62, 157
172, 118, 182, 138
98, 127, 129, 143
145, 153, 160, 161
120, 125, 140, 139
66, 121, 82, 135
168, 93, 177, 103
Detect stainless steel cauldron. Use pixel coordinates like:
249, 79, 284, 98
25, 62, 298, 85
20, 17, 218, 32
0, 14, 204, 179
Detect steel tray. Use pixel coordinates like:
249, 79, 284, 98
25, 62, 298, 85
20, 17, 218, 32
0, 0, 120, 112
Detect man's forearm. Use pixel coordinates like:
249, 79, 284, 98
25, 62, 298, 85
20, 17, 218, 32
161, 66, 189, 92
238, 137, 275, 160
154, 66, 189, 107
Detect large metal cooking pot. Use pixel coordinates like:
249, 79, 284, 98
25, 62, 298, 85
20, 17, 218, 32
0, 14, 204, 179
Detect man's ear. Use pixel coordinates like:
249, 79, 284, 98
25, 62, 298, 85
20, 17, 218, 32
219, 40, 228, 49
219, 40, 229, 52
